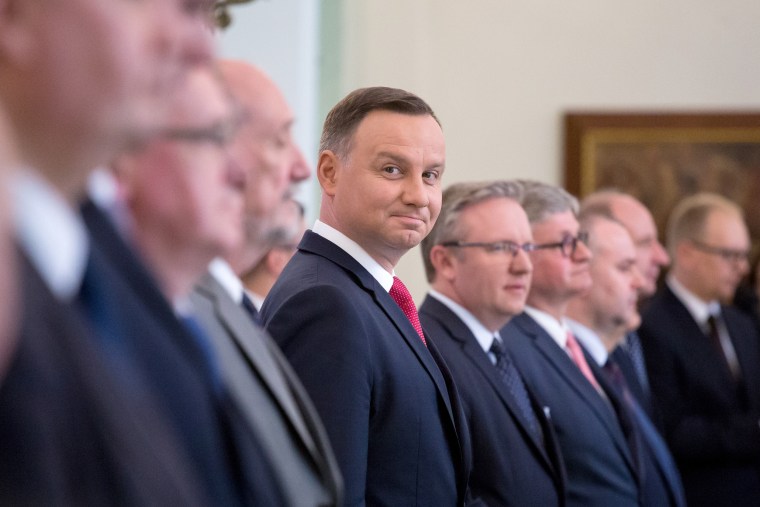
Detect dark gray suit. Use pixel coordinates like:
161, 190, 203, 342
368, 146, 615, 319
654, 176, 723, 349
419, 295, 566, 506
191, 270, 343, 507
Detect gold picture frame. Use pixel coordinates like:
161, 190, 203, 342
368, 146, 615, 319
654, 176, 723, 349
564, 111, 760, 242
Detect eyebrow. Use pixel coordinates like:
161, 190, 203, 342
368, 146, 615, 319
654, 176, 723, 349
374, 151, 445, 170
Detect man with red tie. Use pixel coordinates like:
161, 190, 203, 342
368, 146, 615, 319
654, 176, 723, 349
261, 87, 474, 506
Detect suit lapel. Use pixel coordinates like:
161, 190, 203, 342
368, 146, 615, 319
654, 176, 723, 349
514, 314, 638, 475
195, 273, 318, 457
423, 297, 550, 459
299, 232, 456, 422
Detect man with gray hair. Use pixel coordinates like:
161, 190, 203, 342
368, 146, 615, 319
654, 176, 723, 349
502, 180, 641, 507
639, 192, 760, 507
419, 180, 566, 506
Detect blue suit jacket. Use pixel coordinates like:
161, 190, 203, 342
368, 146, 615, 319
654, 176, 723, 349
261, 231, 472, 506
639, 285, 760, 507
502, 313, 640, 507
81, 199, 284, 506
0, 251, 207, 505
419, 296, 566, 507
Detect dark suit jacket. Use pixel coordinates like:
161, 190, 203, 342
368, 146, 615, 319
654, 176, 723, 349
419, 296, 566, 507
502, 312, 640, 507
0, 252, 207, 505
191, 271, 343, 507
261, 231, 472, 507
82, 199, 284, 506
639, 284, 760, 507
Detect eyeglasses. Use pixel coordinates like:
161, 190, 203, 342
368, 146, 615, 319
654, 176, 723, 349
532, 231, 589, 258
689, 239, 749, 263
440, 240, 536, 258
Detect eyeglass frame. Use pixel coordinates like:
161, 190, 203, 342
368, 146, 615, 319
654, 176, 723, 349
689, 238, 749, 264
531, 231, 589, 258
440, 239, 536, 258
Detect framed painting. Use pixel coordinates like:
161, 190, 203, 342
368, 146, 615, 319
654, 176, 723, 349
564, 111, 760, 242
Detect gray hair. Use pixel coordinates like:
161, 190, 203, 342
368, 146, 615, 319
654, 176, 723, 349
516, 180, 579, 224
421, 180, 524, 282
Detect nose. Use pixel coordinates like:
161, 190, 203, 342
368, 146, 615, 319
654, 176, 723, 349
224, 152, 246, 192
401, 172, 430, 208
631, 266, 645, 291
510, 247, 533, 275
572, 237, 592, 262
288, 144, 311, 184
653, 240, 670, 267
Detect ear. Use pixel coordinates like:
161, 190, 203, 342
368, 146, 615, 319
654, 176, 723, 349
430, 244, 459, 283
0, 0, 38, 65
317, 150, 340, 197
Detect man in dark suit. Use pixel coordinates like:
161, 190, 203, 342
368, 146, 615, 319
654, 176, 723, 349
566, 211, 685, 507
419, 180, 566, 506
639, 192, 760, 507
502, 180, 641, 507
0, 0, 219, 503
581, 190, 671, 419
262, 87, 474, 506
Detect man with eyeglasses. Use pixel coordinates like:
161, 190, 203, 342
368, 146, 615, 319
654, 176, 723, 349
418, 180, 566, 506
502, 180, 641, 507
638, 192, 760, 507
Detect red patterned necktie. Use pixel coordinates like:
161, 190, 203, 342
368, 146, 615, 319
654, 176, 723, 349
566, 331, 602, 392
389, 276, 427, 346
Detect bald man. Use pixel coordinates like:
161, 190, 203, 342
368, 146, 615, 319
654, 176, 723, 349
190, 60, 343, 507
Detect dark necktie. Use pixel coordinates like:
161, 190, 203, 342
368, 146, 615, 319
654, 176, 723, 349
180, 314, 222, 393
490, 337, 542, 442
604, 359, 686, 507
624, 331, 650, 391
240, 292, 261, 326
706, 314, 741, 381
389, 276, 426, 346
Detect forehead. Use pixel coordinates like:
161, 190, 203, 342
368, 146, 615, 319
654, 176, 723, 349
531, 210, 579, 240
349, 110, 445, 155
611, 197, 656, 237
593, 220, 636, 263
703, 209, 749, 243
460, 197, 530, 236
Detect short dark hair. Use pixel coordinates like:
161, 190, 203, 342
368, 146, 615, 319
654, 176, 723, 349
319, 86, 439, 159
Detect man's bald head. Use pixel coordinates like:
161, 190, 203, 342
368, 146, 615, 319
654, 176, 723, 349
217, 60, 310, 273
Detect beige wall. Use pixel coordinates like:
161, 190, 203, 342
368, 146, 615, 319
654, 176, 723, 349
328, 0, 760, 301
222, 0, 760, 302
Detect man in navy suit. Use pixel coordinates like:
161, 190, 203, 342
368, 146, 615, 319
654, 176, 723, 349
262, 87, 474, 506
0, 0, 218, 503
581, 190, 671, 419
502, 181, 641, 507
419, 180, 566, 506
566, 211, 685, 507
639, 193, 760, 507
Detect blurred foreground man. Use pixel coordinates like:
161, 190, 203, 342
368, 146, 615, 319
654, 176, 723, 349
419, 180, 566, 506
189, 60, 343, 506
566, 211, 685, 507
0, 0, 218, 503
639, 193, 760, 507
262, 87, 474, 506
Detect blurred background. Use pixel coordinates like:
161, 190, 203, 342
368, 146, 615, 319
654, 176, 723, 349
218, 0, 760, 301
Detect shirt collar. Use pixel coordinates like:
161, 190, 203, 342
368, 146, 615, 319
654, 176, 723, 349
11, 169, 88, 300
312, 219, 395, 292
667, 274, 718, 325
428, 289, 497, 354
208, 257, 244, 304
566, 318, 608, 367
524, 306, 572, 349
